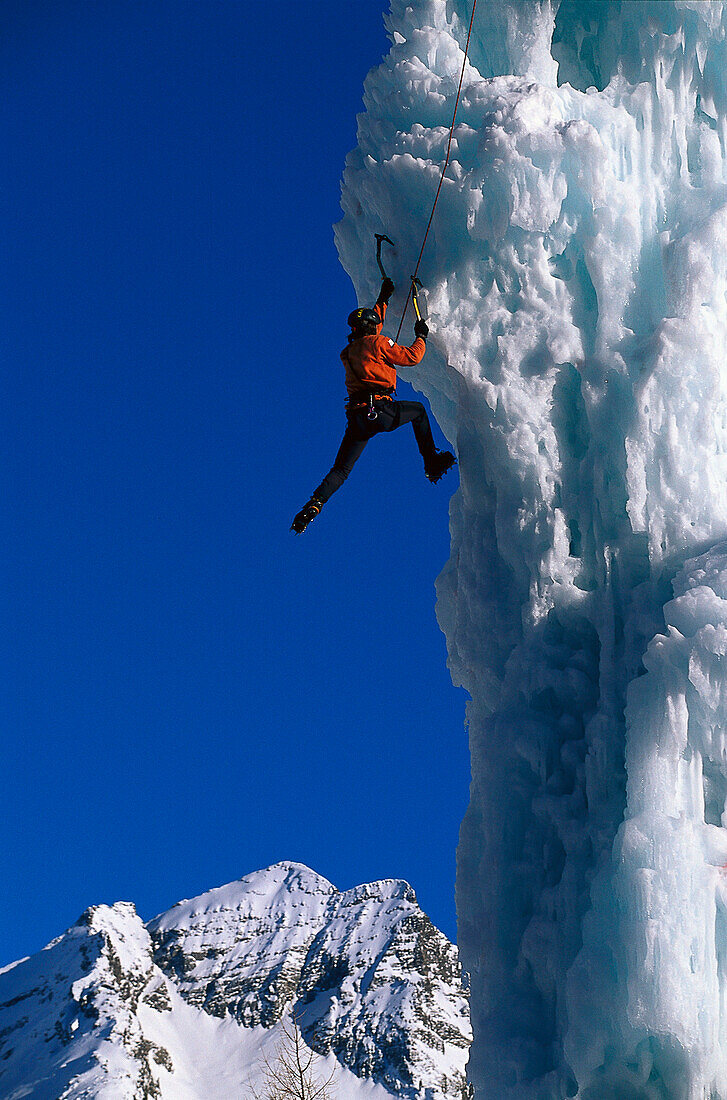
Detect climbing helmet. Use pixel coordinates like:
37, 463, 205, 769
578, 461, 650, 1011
347, 307, 379, 333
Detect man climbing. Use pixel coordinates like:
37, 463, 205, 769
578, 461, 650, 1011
291, 277, 456, 534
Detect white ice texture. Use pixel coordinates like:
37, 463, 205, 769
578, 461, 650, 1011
335, 1, 727, 1097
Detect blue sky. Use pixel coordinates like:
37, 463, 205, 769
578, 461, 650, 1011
1, 0, 469, 965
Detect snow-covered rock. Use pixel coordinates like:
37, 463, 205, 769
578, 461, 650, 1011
150, 862, 470, 1098
0, 902, 170, 1099
335, 1, 727, 1097
0, 862, 470, 1099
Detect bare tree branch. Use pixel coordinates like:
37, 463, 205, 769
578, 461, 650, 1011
246, 1011, 336, 1100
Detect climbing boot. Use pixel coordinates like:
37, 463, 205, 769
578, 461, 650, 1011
291, 497, 323, 534
425, 450, 456, 484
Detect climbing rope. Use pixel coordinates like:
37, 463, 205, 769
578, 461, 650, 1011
395, 0, 479, 342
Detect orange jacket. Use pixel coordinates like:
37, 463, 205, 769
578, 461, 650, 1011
340, 301, 426, 399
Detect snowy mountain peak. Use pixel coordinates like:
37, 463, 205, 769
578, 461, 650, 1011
0, 866, 470, 1099
150, 861, 336, 933
0, 899, 171, 1099
339, 876, 418, 906
76, 900, 152, 967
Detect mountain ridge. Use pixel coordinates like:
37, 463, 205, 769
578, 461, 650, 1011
0, 862, 471, 1099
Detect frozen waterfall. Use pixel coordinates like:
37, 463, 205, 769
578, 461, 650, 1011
335, 1, 727, 1097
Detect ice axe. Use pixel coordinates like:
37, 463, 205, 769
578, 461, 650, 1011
375, 234, 395, 279
410, 275, 428, 321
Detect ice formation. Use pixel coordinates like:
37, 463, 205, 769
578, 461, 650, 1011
335, 2, 727, 1097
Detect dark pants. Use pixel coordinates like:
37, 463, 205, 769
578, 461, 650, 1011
314, 399, 437, 504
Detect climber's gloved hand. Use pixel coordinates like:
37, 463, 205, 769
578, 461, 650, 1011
378, 277, 395, 303
414, 319, 429, 340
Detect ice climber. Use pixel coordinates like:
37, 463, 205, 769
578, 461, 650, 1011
291, 277, 456, 534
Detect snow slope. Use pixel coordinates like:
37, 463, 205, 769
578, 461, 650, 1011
0, 862, 470, 1099
335, 1, 727, 1097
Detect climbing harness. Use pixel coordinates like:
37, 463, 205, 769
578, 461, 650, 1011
394, 0, 479, 342
346, 392, 394, 416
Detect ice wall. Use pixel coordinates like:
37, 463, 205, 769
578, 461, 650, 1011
335, 2, 727, 1097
